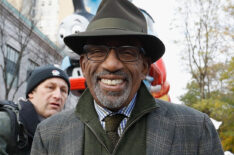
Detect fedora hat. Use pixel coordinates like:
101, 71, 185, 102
64, 0, 165, 63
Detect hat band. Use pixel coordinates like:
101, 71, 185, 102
87, 18, 144, 32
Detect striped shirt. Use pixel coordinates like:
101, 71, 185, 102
94, 94, 137, 136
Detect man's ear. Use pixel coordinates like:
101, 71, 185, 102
141, 57, 151, 77
28, 92, 34, 99
79, 54, 86, 78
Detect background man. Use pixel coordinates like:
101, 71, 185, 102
0, 65, 70, 155
31, 0, 223, 154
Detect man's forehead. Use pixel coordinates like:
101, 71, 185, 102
42, 78, 67, 86
86, 36, 142, 46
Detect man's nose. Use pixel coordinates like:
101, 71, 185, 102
52, 88, 62, 99
101, 50, 124, 72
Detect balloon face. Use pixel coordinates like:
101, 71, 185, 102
84, 0, 102, 14
57, 14, 89, 58
149, 58, 167, 86
69, 67, 86, 91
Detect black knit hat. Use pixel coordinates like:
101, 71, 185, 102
26, 65, 70, 98
64, 0, 165, 63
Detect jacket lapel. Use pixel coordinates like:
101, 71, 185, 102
75, 83, 176, 155
75, 88, 112, 151
126, 83, 175, 155
146, 99, 175, 155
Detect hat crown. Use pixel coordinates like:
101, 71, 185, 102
26, 65, 70, 98
64, 0, 165, 63
86, 0, 147, 33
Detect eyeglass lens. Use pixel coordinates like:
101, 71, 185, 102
84, 45, 140, 62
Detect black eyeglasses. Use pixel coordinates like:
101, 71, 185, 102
83, 45, 145, 62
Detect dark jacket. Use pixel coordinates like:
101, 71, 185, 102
31, 83, 224, 155
0, 99, 41, 155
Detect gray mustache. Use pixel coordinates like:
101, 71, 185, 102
95, 70, 129, 79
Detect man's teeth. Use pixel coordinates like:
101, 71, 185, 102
101, 79, 123, 85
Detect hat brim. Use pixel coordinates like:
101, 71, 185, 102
64, 29, 165, 63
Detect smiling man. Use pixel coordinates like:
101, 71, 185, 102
31, 0, 223, 154
81, 37, 149, 111
0, 65, 70, 155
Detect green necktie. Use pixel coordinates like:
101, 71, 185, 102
104, 114, 125, 146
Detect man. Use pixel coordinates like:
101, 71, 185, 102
31, 0, 224, 154
0, 65, 70, 155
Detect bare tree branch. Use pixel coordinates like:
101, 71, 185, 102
174, 0, 232, 100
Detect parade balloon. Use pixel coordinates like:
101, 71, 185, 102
59, 0, 171, 102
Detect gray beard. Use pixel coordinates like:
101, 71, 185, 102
92, 71, 131, 109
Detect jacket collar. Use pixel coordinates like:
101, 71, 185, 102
75, 82, 159, 152
75, 82, 159, 123
19, 100, 41, 138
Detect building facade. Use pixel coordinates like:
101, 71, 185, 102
0, 0, 64, 101
7, 0, 74, 44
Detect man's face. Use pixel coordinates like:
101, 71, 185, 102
80, 37, 150, 111
28, 78, 69, 118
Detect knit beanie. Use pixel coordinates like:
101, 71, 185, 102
26, 65, 70, 98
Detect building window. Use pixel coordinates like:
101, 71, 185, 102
27, 59, 39, 79
5, 45, 19, 88
31, 0, 37, 18
32, 0, 37, 6
41, 0, 45, 6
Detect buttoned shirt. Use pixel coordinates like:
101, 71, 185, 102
94, 94, 137, 136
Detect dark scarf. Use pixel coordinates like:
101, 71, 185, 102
19, 100, 41, 143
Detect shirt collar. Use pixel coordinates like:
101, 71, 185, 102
94, 94, 137, 122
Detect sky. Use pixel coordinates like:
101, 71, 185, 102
133, 0, 191, 104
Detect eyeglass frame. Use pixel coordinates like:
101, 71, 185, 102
83, 44, 146, 62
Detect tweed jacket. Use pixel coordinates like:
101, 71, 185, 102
31, 83, 224, 155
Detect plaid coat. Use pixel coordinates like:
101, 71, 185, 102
31, 84, 224, 155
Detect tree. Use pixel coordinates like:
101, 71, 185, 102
220, 57, 234, 94
0, 0, 38, 100
180, 57, 234, 151
174, 0, 233, 100
218, 57, 234, 151
174, 0, 234, 151
0, 0, 62, 100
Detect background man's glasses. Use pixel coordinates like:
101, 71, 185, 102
83, 45, 145, 62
